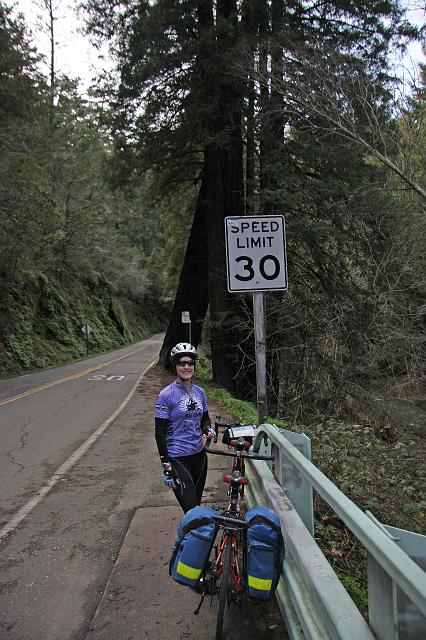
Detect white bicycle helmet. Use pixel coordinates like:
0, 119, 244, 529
170, 342, 198, 363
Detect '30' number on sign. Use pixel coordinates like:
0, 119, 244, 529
234, 255, 281, 281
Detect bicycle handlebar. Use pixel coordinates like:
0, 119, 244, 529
206, 448, 274, 462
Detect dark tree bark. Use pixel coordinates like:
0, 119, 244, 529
270, 0, 284, 152
159, 0, 213, 369
258, 0, 270, 208
159, 174, 209, 369
203, 0, 245, 390
203, 143, 244, 390
242, 0, 257, 214
160, 0, 245, 391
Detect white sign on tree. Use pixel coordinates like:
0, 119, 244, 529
225, 215, 288, 292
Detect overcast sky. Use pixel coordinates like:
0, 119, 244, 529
13, 0, 112, 91
12, 0, 426, 93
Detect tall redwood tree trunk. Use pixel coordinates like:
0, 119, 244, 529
159, 174, 209, 369
203, 0, 245, 390
160, 0, 245, 392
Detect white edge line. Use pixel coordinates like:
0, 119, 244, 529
0, 359, 157, 542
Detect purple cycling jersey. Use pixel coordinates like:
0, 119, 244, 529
155, 380, 208, 458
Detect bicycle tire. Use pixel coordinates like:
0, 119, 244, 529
216, 534, 233, 640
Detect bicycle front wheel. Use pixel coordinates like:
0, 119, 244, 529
216, 535, 233, 640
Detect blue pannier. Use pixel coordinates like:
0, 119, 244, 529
244, 505, 285, 600
169, 505, 218, 587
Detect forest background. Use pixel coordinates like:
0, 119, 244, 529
2, 0, 424, 419
1, 0, 425, 611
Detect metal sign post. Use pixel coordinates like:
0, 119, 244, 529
225, 216, 288, 425
181, 311, 191, 344
253, 292, 267, 424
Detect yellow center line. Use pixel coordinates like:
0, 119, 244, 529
0, 358, 157, 542
0, 344, 155, 407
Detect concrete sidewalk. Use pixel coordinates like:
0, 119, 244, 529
86, 365, 288, 640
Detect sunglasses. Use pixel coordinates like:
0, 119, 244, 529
176, 359, 195, 367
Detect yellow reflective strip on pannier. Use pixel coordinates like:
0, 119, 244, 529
248, 575, 272, 591
177, 560, 202, 580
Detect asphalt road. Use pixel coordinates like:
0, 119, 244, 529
0, 335, 164, 639
0, 335, 288, 640
0, 336, 162, 525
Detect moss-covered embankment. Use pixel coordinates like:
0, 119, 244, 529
0, 271, 166, 378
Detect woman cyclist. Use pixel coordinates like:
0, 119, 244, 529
155, 343, 214, 513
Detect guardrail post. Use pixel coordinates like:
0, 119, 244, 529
367, 516, 426, 640
267, 426, 314, 536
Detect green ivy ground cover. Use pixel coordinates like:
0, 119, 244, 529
0, 272, 164, 378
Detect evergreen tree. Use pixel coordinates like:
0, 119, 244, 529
81, 0, 419, 408
0, 4, 54, 282
0, 2, 170, 374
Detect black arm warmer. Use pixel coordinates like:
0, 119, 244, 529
201, 411, 211, 433
155, 417, 170, 465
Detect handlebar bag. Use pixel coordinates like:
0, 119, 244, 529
244, 505, 285, 600
169, 505, 218, 587
222, 424, 257, 445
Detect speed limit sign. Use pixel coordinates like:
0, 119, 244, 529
225, 215, 288, 292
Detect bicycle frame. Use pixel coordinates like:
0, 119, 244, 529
213, 506, 248, 585
193, 424, 274, 639
214, 527, 244, 597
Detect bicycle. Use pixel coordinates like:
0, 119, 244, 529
194, 417, 274, 640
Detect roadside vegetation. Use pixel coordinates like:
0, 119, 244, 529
199, 362, 425, 617
0, 270, 165, 377
0, 5, 180, 378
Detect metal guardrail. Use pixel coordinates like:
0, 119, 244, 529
246, 423, 426, 640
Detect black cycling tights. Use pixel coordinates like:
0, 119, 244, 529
169, 449, 208, 513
